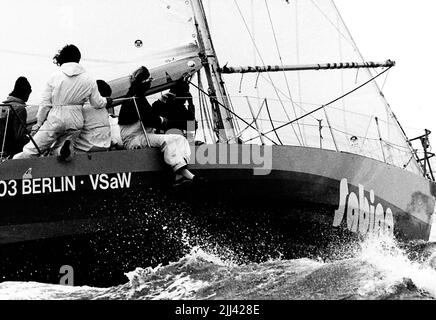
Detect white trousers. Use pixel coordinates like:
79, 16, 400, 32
14, 105, 83, 159
119, 122, 191, 172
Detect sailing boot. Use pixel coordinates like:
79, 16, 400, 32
59, 139, 73, 162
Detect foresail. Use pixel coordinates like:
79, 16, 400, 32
198, 0, 421, 174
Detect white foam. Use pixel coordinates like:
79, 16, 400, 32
148, 274, 209, 300
357, 236, 436, 298
0, 281, 105, 300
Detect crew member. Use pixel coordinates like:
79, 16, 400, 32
13, 44, 112, 160
74, 80, 112, 153
152, 78, 197, 135
0, 76, 31, 157
118, 66, 197, 186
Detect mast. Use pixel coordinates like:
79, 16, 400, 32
190, 0, 237, 143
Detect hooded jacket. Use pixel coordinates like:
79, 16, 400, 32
74, 104, 111, 152
37, 62, 108, 126
118, 65, 164, 129
151, 92, 195, 131
118, 94, 163, 128
0, 96, 29, 156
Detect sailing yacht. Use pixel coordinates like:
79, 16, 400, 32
0, 0, 434, 286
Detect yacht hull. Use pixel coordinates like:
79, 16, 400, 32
0, 144, 434, 286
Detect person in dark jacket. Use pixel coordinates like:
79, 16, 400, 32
118, 66, 197, 186
151, 78, 196, 134
0, 76, 31, 157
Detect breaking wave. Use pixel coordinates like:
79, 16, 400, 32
1, 235, 436, 300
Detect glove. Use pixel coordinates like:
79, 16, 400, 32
31, 124, 41, 136
160, 116, 168, 129
21, 135, 30, 145
106, 97, 113, 109
159, 93, 175, 103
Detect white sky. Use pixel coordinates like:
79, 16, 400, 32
335, 0, 436, 146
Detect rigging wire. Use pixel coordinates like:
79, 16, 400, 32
231, 113, 416, 169
224, 120, 257, 144
329, 126, 410, 151
254, 72, 261, 89
223, 92, 270, 143
238, 74, 245, 93
357, 115, 374, 153
380, 67, 391, 91
264, 98, 284, 145
354, 68, 360, 84
232, 0, 302, 146
322, 108, 339, 152
336, 7, 349, 146
188, 79, 278, 145
264, 0, 305, 145
244, 65, 393, 142
403, 154, 415, 170
197, 79, 208, 143
251, 0, 264, 133
258, 74, 318, 120
223, 81, 242, 132
375, 116, 387, 163
229, 97, 269, 144
292, 1, 308, 146
325, 126, 415, 169
1, 109, 10, 158
20, 93, 413, 149
198, 75, 216, 141
309, 0, 355, 50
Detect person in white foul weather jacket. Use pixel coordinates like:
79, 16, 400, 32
13, 44, 112, 160
74, 79, 112, 153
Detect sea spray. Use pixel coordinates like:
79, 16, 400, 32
2, 237, 436, 300
92, 246, 234, 300
355, 235, 436, 298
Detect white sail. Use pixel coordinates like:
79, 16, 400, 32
0, 0, 197, 104
199, 0, 421, 174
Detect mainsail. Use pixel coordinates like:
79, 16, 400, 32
0, 0, 423, 175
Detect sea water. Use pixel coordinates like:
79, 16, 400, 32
1, 233, 436, 300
